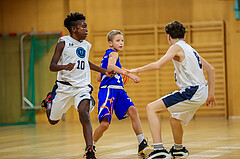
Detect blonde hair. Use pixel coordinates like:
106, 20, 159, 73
107, 30, 123, 41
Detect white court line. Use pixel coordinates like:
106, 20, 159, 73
187, 136, 240, 158
216, 146, 240, 150
188, 145, 240, 158
189, 149, 229, 158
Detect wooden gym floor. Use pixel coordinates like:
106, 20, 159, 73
0, 117, 240, 159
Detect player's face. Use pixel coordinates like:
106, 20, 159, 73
111, 34, 124, 52
74, 20, 88, 40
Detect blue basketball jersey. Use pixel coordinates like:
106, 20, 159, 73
99, 49, 124, 87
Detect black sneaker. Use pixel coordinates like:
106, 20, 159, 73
147, 149, 171, 159
41, 92, 52, 111
138, 139, 152, 156
93, 145, 96, 152
169, 146, 189, 159
85, 147, 96, 159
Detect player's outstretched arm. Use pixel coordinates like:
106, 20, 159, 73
201, 57, 217, 107
89, 61, 115, 78
127, 44, 178, 74
49, 41, 76, 72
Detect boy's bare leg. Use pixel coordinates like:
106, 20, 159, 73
93, 117, 109, 142
169, 115, 189, 159
169, 116, 183, 144
127, 106, 152, 156
46, 102, 59, 125
146, 99, 167, 143
78, 99, 93, 147
126, 106, 143, 135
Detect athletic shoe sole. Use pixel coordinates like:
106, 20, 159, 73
143, 146, 153, 156
147, 152, 171, 159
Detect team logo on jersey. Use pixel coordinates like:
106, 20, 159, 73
76, 47, 86, 58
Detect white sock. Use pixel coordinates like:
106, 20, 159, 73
174, 143, 183, 150
154, 143, 164, 150
137, 134, 144, 144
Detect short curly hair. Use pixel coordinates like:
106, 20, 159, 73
64, 12, 86, 33
165, 21, 186, 39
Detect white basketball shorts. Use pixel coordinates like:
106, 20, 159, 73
162, 84, 208, 126
50, 82, 95, 121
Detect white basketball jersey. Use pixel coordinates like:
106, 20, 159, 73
57, 35, 91, 87
173, 40, 207, 89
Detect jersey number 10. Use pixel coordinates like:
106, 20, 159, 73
77, 60, 85, 70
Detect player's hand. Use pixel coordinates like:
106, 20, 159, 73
64, 63, 76, 71
206, 94, 217, 108
105, 69, 116, 78
122, 67, 129, 76
129, 74, 140, 83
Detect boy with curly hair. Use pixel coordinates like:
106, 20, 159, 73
42, 12, 114, 159
128, 21, 216, 159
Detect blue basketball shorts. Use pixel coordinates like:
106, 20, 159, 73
162, 84, 208, 126
98, 87, 134, 123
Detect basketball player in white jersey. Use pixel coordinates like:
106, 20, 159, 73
44, 13, 114, 159
127, 21, 216, 159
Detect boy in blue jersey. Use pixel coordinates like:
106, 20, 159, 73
92, 30, 152, 156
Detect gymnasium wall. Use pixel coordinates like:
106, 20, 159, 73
0, 0, 239, 124
191, 0, 240, 118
